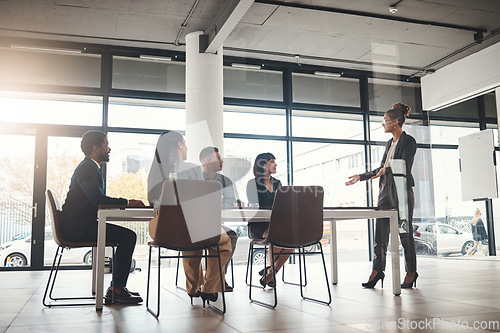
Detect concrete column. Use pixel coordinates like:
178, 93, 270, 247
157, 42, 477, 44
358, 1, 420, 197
185, 31, 224, 163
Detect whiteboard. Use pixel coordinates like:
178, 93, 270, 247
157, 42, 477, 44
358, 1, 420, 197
458, 130, 498, 201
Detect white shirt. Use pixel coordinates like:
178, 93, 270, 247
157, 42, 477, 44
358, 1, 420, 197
383, 139, 399, 168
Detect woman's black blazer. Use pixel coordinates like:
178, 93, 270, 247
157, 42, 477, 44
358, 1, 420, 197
360, 131, 417, 188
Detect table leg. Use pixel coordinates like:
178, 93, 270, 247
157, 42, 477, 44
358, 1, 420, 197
91, 247, 96, 294
329, 219, 338, 285
95, 212, 106, 311
389, 212, 401, 296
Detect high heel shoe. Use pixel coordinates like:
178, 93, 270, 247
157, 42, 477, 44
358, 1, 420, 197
199, 292, 218, 307
188, 290, 201, 305
362, 271, 385, 288
259, 268, 275, 288
401, 272, 418, 288
258, 266, 271, 276
259, 275, 267, 288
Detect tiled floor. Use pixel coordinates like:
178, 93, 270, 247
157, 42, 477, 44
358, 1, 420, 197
2, 256, 500, 332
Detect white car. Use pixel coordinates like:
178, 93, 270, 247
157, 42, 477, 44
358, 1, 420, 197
414, 222, 474, 256
0, 229, 93, 267
225, 224, 267, 265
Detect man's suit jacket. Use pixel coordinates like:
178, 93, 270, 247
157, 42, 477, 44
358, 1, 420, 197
61, 157, 127, 241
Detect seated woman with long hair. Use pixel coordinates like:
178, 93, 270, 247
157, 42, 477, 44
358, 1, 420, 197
246, 152, 294, 287
147, 130, 232, 303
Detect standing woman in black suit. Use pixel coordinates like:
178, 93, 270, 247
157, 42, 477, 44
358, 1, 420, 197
345, 103, 418, 289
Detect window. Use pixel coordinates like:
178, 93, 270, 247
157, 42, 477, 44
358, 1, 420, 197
431, 149, 477, 221
292, 111, 364, 140
112, 56, 185, 93
292, 74, 360, 107
0, 47, 100, 88
224, 67, 283, 101
0, 134, 35, 267
429, 121, 479, 145
223, 138, 287, 204
108, 97, 185, 131
484, 92, 497, 118
438, 225, 458, 235
432, 98, 479, 119
224, 106, 286, 136
0, 92, 102, 126
368, 78, 422, 114
370, 115, 430, 144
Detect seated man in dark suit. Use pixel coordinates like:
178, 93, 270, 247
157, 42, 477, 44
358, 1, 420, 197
61, 130, 145, 304
199, 146, 238, 292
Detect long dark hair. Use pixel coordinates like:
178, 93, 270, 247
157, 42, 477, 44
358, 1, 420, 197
253, 152, 276, 186
386, 102, 411, 127
155, 130, 184, 175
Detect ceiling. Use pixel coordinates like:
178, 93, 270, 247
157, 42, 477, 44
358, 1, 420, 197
1, 0, 499, 78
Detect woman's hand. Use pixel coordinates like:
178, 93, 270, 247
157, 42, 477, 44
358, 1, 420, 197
370, 167, 386, 180
345, 174, 360, 186
128, 199, 145, 207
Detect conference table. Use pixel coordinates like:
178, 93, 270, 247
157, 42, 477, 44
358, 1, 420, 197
94, 206, 401, 311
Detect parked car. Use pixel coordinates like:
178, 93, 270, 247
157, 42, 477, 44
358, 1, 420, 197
414, 222, 474, 256
0, 229, 93, 267
225, 223, 330, 265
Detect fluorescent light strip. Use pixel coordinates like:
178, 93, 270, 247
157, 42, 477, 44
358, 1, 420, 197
314, 71, 342, 77
231, 63, 261, 70
139, 55, 172, 61
11, 45, 82, 54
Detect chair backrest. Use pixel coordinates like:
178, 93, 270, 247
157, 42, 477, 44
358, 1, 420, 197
46, 189, 64, 247
267, 186, 324, 248
152, 179, 222, 250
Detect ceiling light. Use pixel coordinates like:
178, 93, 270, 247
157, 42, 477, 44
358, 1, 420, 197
11, 45, 82, 54
139, 55, 172, 61
389, 0, 403, 13
314, 71, 342, 77
231, 63, 261, 70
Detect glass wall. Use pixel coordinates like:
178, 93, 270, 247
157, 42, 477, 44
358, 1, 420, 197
292, 74, 360, 107
0, 135, 35, 267
0, 92, 102, 126
224, 67, 283, 101
292, 111, 364, 140
112, 56, 185, 93
0, 47, 100, 88
368, 78, 422, 114
223, 138, 287, 204
108, 97, 185, 131
45, 137, 89, 266
0, 41, 498, 269
224, 106, 286, 136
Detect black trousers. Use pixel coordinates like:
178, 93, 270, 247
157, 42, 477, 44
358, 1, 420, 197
78, 223, 137, 288
373, 187, 416, 273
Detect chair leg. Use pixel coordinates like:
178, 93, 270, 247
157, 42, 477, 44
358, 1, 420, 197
174, 251, 186, 291
111, 247, 115, 304
249, 244, 277, 309
281, 250, 307, 287
48, 247, 64, 301
206, 245, 226, 314
146, 246, 161, 319
43, 246, 62, 306
42, 246, 95, 307
245, 243, 252, 285
230, 258, 234, 288
299, 243, 331, 305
